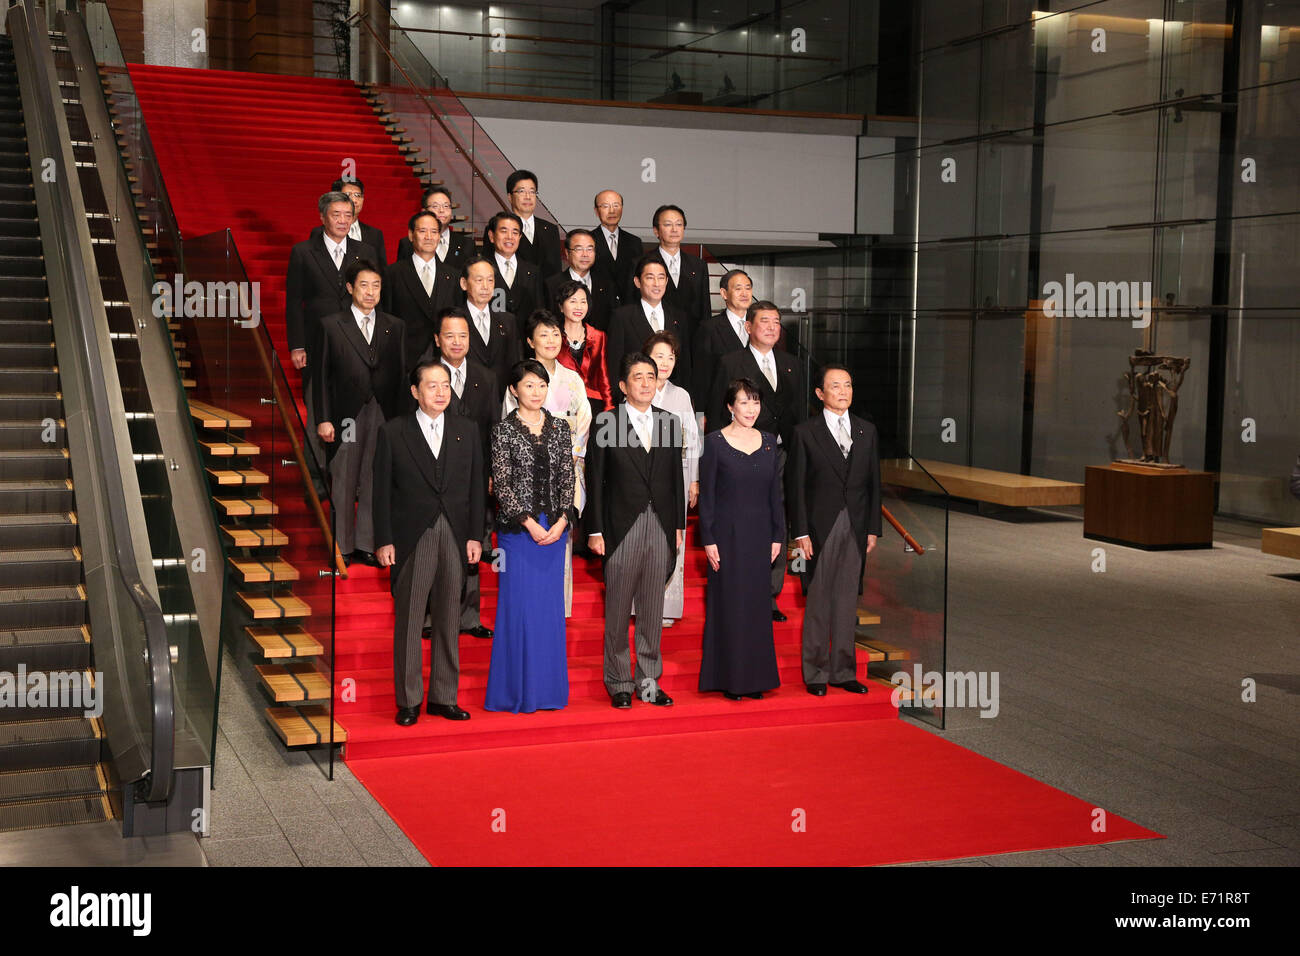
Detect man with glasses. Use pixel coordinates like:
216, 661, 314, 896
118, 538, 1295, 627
306, 178, 387, 269
396, 186, 475, 268
544, 228, 617, 332
591, 189, 642, 303
481, 169, 563, 279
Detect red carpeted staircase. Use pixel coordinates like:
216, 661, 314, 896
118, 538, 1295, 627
130, 65, 898, 763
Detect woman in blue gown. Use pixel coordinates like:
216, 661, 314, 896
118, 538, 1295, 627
485, 360, 575, 712
698, 378, 784, 700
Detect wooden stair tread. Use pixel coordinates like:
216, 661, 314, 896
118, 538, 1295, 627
245, 624, 323, 659
206, 467, 269, 486
200, 438, 260, 457
237, 591, 311, 619
266, 705, 346, 747
856, 609, 882, 626
868, 675, 913, 701
189, 399, 252, 429
221, 524, 288, 547
883, 458, 1084, 507
256, 662, 329, 702
854, 636, 910, 662
214, 496, 278, 516
229, 557, 299, 583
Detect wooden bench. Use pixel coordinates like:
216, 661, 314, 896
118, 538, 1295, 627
1262, 527, 1300, 560
882, 458, 1084, 507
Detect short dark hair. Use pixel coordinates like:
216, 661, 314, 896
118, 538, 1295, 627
506, 169, 538, 195
462, 254, 495, 275
421, 185, 453, 206
619, 351, 657, 383
487, 212, 523, 236
725, 377, 762, 407
633, 254, 667, 281
525, 309, 563, 342
331, 177, 364, 194
746, 300, 781, 323
435, 306, 470, 335
408, 210, 440, 233
565, 228, 595, 250
344, 258, 382, 286
508, 358, 549, 390
554, 280, 590, 313
720, 269, 751, 291
652, 204, 686, 230
411, 359, 450, 387
816, 363, 852, 390
642, 330, 679, 359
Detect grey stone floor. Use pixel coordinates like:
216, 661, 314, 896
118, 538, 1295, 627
202, 507, 1300, 866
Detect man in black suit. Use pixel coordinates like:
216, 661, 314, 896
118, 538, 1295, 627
586, 353, 685, 709
790, 364, 880, 696
286, 191, 379, 479
591, 189, 642, 303
314, 260, 406, 565
604, 255, 691, 393
433, 306, 499, 640
483, 169, 563, 278
460, 255, 521, 404
395, 186, 476, 268
381, 211, 460, 375
544, 229, 617, 332
483, 212, 545, 332
707, 300, 807, 620
691, 268, 753, 416
374, 361, 485, 725
650, 204, 711, 341
307, 178, 387, 267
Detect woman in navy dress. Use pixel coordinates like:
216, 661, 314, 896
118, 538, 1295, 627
485, 360, 574, 712
698, 378, 784, 700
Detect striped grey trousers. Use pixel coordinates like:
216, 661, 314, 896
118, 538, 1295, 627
393, 515, 464, 708
602, 506, 671, 697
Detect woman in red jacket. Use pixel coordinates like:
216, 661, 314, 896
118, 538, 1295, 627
554, 279, 614, 416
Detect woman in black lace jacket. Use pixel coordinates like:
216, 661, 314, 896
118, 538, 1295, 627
484, 359, 576, 712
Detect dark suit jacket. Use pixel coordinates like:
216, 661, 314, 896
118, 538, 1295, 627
489, 256, 545, 334
651, 246, 712, 340
585, 405, 685, 581
691, 310, 749, 410
464, 304, 522, 404
395, 230, 475, 271
373, 411, 485, 587
482, 218, 564, 279
446, 358, 500, 467
789, 412, 882, 589
314, 309, 407, 432
284, 236, 378, 367
545, 268, 618, 333
591, 226, 643, 304
381, 255, 461, 373
604, 301, 691, 393
706, 346, 806, 448
309, 222, 386, 272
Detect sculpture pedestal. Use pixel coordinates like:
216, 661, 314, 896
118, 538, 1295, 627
1083, 463, 1215, 550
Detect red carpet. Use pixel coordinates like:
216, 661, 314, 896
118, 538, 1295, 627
133, 67, 1163, 865
348, 719, 1163, 866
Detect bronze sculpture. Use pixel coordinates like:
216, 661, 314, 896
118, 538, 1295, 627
1117, 350, 1190, 466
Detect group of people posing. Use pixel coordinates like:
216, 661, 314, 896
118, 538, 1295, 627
284, 172, 882, 725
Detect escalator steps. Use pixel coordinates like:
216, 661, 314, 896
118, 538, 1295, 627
0, 793, 109, 833
0, 764, 100, 802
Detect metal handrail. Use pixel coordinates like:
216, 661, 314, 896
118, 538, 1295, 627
9, 0, 173, 803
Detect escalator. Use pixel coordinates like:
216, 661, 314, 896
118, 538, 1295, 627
0, 32, 112, 833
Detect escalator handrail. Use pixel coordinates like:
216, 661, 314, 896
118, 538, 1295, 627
8, 0, 173, 803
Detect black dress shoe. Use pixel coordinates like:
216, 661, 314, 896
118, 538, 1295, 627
421, 626, 431, 641
830, 679, 869, 694
745, 692, 764, 700
350, 550, 380, 567
771, 608, 788, 622
461, 625, 493, 639
723, 691, 744, 701
610, 692, 632, 709
395, 706, 419, 726
427, 702, 471, 720
806, 683, 827, 696
648, 689, 673, 707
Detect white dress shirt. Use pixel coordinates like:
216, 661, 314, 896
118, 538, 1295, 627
569, 268, 592, 291
640, 298, 664, 332
415, 408, 444, 458
627, 404, 654, 452
436, 229, 450, 261
413, 253, 437, 295
347, 220, 363, 242
494, 251, 518, 286
824, 408, 852, 456
520, 214, 535, 243
468, 303, 492, 342
658, 247, 681, 283
725, 309, 747, 345
751, 344, 778, 390
350, 304, 375, 344
323, 233, 346, 266
442, 357, 467, 398
602, 226, 620, 256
